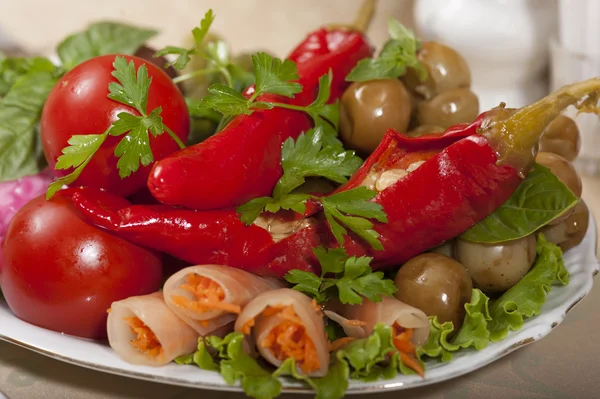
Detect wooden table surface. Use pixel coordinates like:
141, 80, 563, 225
1, 176, 599, 399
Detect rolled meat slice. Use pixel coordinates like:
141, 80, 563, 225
235, 288, 329, 377
163, 265, 285, 335
107, 292, 199, 366
324, 296, 430, 377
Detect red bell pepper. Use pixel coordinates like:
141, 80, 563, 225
147, 21, 373, 211
74, 79, 600, 278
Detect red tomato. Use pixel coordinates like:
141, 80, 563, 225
0, 190, 163, 339
41, 54, 189, 197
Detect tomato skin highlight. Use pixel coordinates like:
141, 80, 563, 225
40, 54, 190, 197
0, 190, 163, 339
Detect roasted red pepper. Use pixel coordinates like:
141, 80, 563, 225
147, 14, 373, 211
74, 79, 600, 278
72, 188, 326, 278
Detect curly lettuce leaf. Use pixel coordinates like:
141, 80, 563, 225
421, 233, 570, 361
336, 323, 423, 381
418, 289, 490, 362
487, 233, 569, 341
274, 358, 348, 399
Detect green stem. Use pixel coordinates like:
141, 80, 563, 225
260, 102, 308, 113
220, 67, 234, 88
163, 124, 186, 149
173, 68, 220, 84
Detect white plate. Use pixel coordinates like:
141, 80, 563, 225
0, 216, 598, 395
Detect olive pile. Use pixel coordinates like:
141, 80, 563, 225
392, 114, 586, 329
340, 41, 478, 155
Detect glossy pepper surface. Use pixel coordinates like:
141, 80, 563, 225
147, 23, 373, 211
75, 79, 600, 278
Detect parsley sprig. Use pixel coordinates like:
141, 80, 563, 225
198, 53, 340, 138
46, 56, 184, 199
237, 126, 387, 250
285, 247, 397, 305
346, 18, 427, 82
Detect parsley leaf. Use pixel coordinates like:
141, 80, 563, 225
321, 187, 388, 250
346, 18, 427, 82
47, 56, 184, 198
155, 9, 215, 70
285, 247, 397, 305
275, 126, 362, 197
250, 52, 302, 99
199, 84, 253, 116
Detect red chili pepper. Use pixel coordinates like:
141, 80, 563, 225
72, 188, 326, 278
75, 79, 600, 277
147, 16, 373, 211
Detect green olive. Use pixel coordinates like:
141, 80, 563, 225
403, 41, 472, 100
406, 125, 445, 138
455, 235, 537, 293
416, 88, 479, 129
539, 115, 581, 162
394, 253, 472, 330
540, 200, 590, 252
340, 79, 413, 154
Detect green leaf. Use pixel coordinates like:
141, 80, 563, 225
113, 121, 153, 178
216, 333, 283, 399
450, 289, 492, 350
57, 22, 157, 70
55, 134, 107, 170
155, 9, 215, 70
417, 317, 455, 362
487, 233, 569, 341
274, 358, 349, 399
275, 127, 362, 197
252, 52, 302, 98
285, 270, 324, 299
0, 56, 56, 97
237, 197, 273, 225
321, 187, 387, 251
0, 71, 58, 182
47, 131, 109, 199
462, 164, 579, 243
108, 56, 152, 114
199, 84, 253, 116
346, 18, 425, 82
313, 247, 348, 275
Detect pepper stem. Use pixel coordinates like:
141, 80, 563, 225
327, 0, 378, 33
479, 78, 600, 176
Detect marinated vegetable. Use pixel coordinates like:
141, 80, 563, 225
394, 253, 472, 329
415, 87, 479, 129
340, 79, 412, 153
456, 235, 537, 292
539, 115, 581, 161
1, 190, 163, 339
403, 41, 472, 100
540, 200, 590, 252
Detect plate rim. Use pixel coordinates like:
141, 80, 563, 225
1, 216, 598, 395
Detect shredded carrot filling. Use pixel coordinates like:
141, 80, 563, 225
125, 317, 163, 357
257, 306, 320, 374
328, 337, 355, 352
392, 322, 424, 377
171, 274, 241, 315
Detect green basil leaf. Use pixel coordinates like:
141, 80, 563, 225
57, 22, 158, 69
0, 57, 56, 97
0, 71, 58, 181
461, 163, 578, 243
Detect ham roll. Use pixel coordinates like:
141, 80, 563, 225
107, 292, 199, 366
325, 297, 430, 377
163, 265, 285, 335
235, 288, 329, 377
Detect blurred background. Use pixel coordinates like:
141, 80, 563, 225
0, 0, 599, 174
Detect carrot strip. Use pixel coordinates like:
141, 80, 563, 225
259, 305, 320, 374
171, 274, 241, 314
124, 317, 163, 357
328, 337, 355, 352
400, 352, 425, 378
